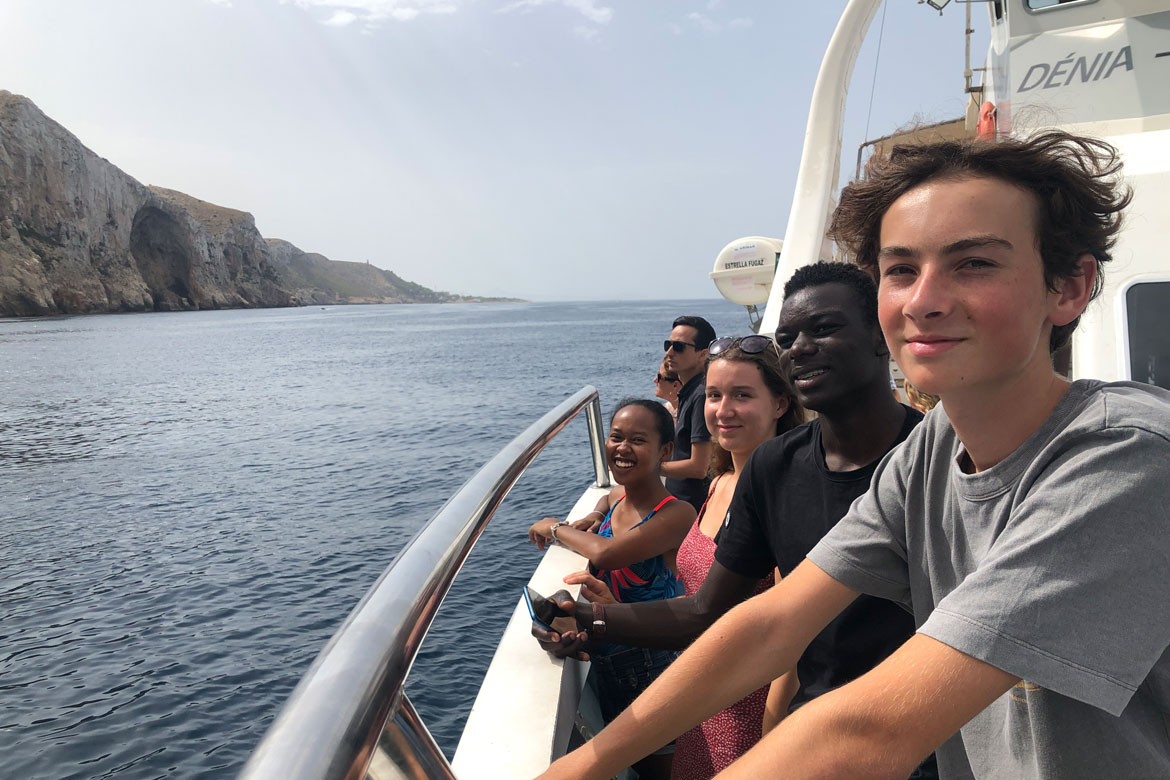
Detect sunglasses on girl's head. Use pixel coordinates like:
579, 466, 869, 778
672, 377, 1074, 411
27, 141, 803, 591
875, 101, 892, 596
663, 339, 699, 353
708, 335, 779, 358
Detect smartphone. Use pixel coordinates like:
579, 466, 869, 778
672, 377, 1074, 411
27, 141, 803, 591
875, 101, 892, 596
523, 585, 559, 632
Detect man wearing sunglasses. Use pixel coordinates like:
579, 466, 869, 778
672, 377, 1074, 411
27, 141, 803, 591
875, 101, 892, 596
659, 315, 716, 512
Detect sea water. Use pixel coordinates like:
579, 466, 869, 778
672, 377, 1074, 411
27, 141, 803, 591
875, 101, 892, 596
0, 299, 746, 780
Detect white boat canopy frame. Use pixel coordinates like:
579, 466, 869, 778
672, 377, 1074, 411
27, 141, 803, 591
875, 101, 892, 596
758, 0, 884, 338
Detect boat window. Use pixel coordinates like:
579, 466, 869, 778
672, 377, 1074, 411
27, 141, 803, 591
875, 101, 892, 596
1025, 0, 1097, 10
993, 0, 1004, 20
1126, 281, 1170, 391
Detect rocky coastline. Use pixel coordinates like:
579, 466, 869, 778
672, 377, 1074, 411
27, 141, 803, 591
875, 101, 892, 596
0, 91, 516, 318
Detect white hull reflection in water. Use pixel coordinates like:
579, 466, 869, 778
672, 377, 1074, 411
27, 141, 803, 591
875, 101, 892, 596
0, 300, 745, 780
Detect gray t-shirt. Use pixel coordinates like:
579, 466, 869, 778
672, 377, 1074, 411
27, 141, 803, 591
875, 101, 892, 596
808, 380, 1170, 779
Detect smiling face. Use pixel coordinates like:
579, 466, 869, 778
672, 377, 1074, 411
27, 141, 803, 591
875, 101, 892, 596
605, 405, 672, 485
704, 359, 788, 459
876, 176, 1091, 402
775, 282, 889, 413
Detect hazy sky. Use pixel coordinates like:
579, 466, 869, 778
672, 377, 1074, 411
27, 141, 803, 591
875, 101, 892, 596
0, 1, 986, 301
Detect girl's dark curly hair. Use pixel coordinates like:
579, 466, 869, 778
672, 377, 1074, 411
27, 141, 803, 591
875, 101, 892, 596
829, 130, 1131, 352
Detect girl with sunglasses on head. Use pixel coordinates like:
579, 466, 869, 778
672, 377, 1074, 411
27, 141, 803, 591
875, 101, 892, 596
654, 358, 683, 422
565, 335, 804, 780
528, 398, 697, 780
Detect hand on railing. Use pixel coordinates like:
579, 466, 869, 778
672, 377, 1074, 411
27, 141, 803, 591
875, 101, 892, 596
529, 513, 603, 551
530, 589, 591, 661
527, 517, 561, 550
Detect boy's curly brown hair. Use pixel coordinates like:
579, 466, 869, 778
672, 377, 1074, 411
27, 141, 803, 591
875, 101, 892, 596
828, 130, 1131, 352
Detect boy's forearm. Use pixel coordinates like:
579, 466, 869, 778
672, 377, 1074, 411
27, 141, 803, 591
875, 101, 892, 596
717, 692, 915, 780
719, 632, 1020, 779
575, 598, 709, 650
574, 563, 760, 650
548, 593, 807, 780
718, 668, 960, 780
544, 563, 858, 779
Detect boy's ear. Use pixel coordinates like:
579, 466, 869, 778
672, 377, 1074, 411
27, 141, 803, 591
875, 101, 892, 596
874, 324, 891, 358
1049, 254, 1097, 327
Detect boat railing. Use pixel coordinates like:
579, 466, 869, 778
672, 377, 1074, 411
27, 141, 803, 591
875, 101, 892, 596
239, 385, 611, 780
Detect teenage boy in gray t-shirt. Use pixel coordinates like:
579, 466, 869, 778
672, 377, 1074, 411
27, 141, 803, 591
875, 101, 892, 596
538, 132, 1170, 780
810, 378, 1170, 778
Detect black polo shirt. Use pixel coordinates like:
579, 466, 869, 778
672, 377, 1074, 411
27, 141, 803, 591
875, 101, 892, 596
665, 373, 711, 511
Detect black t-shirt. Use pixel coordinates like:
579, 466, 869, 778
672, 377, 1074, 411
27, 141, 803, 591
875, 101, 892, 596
665, 373, 711, 511
714, 407, 923, 709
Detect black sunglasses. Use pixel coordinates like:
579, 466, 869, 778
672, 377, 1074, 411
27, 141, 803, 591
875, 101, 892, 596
708, 335, 780, 359
654, 373, 681, 384
663, 340, 699, 353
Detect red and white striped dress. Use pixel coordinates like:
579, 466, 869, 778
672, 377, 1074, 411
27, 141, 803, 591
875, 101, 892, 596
670, 488, 774, 780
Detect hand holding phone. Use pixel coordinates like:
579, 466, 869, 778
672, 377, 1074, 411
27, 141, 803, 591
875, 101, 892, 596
523, 585, 562, 632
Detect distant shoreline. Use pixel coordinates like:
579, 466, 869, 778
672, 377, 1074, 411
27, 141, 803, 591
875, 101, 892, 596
0, 297, 529, 321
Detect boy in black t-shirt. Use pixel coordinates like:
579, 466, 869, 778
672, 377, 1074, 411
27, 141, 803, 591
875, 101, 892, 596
714, 408, 919, 710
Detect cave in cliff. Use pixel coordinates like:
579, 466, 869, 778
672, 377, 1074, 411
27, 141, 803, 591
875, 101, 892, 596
129, 207, 199, 311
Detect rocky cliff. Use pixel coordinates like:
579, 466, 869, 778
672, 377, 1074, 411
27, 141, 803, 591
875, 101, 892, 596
0, 92, 497, 317
266, 239, 475, 306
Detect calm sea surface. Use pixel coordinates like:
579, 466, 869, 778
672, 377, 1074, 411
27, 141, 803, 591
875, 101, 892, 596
0, 300, 747, 780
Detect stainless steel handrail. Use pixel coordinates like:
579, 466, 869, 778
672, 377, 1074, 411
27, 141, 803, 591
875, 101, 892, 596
239, 386, 611, 780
